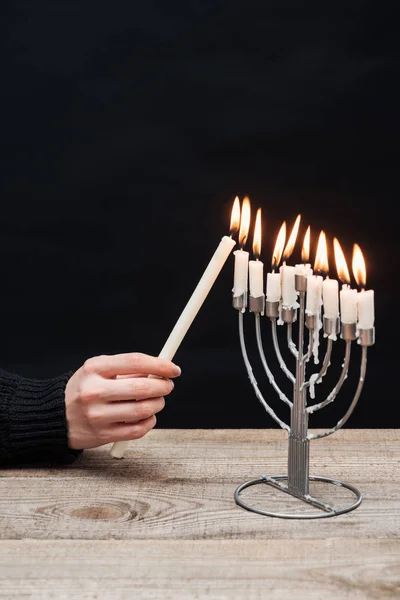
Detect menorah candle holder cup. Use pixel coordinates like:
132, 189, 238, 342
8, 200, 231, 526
232, 285, 375, 519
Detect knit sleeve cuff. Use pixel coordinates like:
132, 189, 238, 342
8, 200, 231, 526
0, 370, 82, 466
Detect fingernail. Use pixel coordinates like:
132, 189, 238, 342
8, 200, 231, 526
172, 364, 181, 376
170, 379, 175, 389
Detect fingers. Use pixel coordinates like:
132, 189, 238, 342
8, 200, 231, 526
84, 353, 181, 379
100, 376, 174, 402
89, 397, 166, 427
104, 415, 157, 444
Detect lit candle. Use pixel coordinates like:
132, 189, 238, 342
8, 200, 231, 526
340, 285, 358, 323
280, 264, 298, 308
308, 230, 327, 362
306, 274, 323, 315
232, 197, 251, 297
280, 214, 301, 308
110, 202, 238, 459
295, 226, 312, 277
249, 208, 264, 297
357, 290, 375, 329
322, 279, 339, 319
295, 264, 312, 278
352, 243, 375, 329
266, 221, 286, 302
334, 238, 358, 324
266, 273, 281, 302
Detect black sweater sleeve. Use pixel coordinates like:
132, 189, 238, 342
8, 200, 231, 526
0, 368, 82, 466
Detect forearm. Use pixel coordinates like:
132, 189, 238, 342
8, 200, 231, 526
0, 368, 82, 466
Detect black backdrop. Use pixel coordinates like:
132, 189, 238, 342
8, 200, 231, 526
1, 2, 399, 428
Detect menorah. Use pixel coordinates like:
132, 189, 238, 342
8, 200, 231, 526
232, 278, 375, 519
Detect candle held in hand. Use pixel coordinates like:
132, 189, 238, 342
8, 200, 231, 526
110, 234, 236, 458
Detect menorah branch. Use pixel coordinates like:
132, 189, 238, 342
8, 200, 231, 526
254, 314, 293, 408
309, 345, 368, 440
302, 326, 314, 363
302, 337, 333, 391
238, 310, 290, 431
270, 319, 296, 384
307, 340, 352, 414
287, 323, 299, 358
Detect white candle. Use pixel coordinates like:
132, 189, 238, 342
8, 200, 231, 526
266, 272, 281, 302
357, 289, 375, 329
306, 275, 323, 363
280, 264, 299, 308
340, 285, 358, 324
306, 275, 322, 315
249, 260, 264, 297
294, 263, 312, 278
232, 249, 249, 297
322, 278, 339, 318
110, 235, 236, 458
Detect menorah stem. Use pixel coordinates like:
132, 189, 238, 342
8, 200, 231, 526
287, 291, 310, 495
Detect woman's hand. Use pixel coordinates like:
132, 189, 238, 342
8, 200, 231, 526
65, 353, 181, 449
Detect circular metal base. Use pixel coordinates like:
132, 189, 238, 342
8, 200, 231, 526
234, 475, 362, 519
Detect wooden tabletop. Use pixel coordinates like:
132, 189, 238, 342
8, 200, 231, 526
0, 429, 399, 599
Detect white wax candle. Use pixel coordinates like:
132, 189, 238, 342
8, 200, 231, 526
340, 284, 358, 324
232, 249, 249, 297
266, 272, 281, 302
306, 275, 323, 363
110, 235, 236, 458
249, 259, 264, 297
357, 289, 375, 329
322, 278, 339, 318
306, 275, 322, 315
280, 264, 299, 308
294, 263, 312, 278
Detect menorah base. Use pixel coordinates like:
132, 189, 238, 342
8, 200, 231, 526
234, 475, 362, 519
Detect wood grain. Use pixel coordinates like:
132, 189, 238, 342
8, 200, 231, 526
0, 429, 399, 541
0, 429, 399, 599
0, 539, 399, 599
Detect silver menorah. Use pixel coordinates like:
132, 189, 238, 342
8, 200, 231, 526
233, 274, 375, 519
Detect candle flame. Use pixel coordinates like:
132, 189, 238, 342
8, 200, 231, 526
238, 196, 251, 247
333, 238, 350, 284
272, 221, 286, 269
252, 208, 262, 258
282, 214, 301, 262
302, 226, 310, 263
352, 243, 366, 288
314, 230, 329, 274
230, 196, 241, 236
